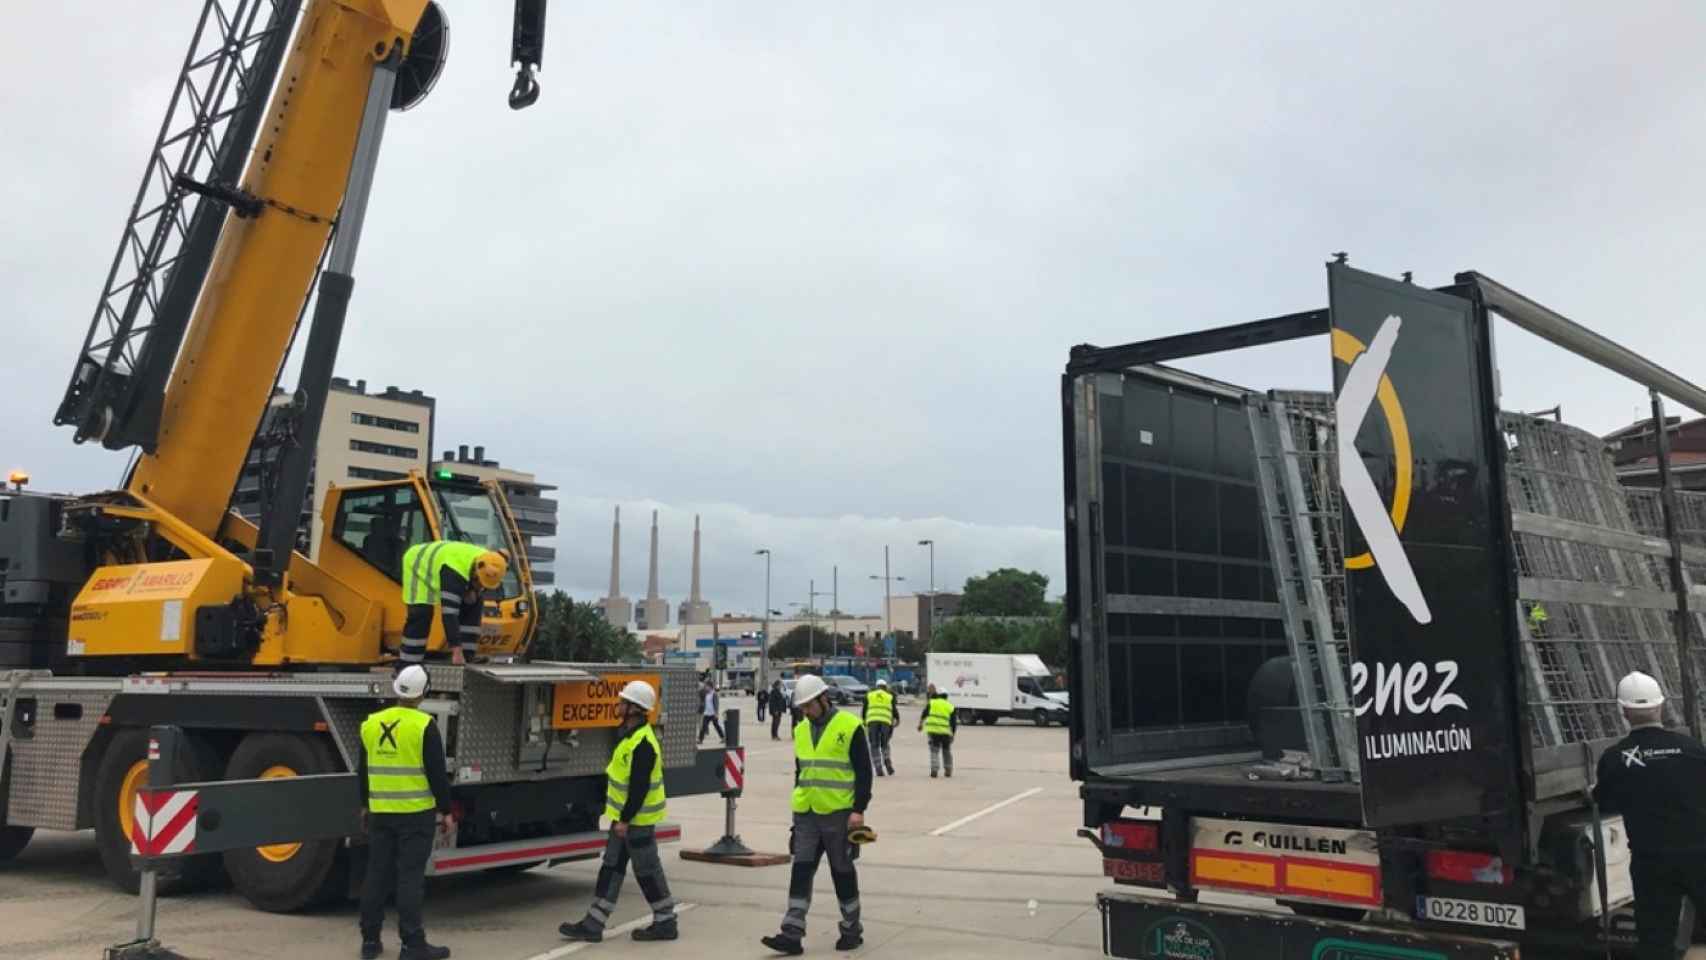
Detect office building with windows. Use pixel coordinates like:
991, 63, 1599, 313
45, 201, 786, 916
428, 446, 559, 586
235, 378, 435, 557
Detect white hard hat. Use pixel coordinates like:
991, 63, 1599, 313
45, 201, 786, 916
793, 674, 829, 706
1617, 671, 1665, 710
619, 680, 657, 712
394, 664, 429, 699
875, 679, 888, 688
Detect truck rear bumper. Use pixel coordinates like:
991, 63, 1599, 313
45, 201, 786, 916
428, 823, 682, 876
1100, 891, 1519, 960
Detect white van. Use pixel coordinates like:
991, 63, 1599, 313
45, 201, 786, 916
926, 652, 1069, 726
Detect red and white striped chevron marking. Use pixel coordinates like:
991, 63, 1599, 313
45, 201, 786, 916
722, 747, 745, 793
129, 789, 199, 858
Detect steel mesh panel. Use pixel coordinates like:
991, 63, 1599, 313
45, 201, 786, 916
7, 691, 115, 830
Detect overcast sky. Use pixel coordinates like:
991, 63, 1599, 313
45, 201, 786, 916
5, 3, 1705, 618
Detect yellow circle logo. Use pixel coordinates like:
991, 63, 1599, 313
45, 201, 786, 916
1332, 328, 1413, 569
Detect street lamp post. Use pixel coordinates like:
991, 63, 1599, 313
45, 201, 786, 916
869, 547, 905, 678
918, 539, 936, 647
755, 549, 772, 691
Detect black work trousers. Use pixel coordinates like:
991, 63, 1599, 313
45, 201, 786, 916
1631, 852, 1706, 960
359, 811, 436, 946
699, 714, 724, 743
771, 709, 784, 739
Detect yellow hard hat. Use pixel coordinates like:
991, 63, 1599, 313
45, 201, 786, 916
474, 550, 508, 590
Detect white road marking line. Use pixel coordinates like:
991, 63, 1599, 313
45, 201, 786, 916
930, 787, 1044, 837
522, 903, 698, 959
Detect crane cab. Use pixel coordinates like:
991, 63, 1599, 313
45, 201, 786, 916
317, 472, 536, 660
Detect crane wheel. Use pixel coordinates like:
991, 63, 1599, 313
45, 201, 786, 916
222, 733, 345, 913
92, 729, 222, 895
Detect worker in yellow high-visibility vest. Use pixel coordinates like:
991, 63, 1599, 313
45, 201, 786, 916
918, 683, 958, 778
861, 679, 898, 777
559, 681, 679, 944
357, 665, 454, 960
761, 675, 873, 956
399, 541, 508, 664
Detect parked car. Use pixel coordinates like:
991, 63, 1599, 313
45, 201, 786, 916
824, 674, 871, 705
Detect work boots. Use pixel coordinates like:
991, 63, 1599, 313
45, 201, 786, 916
359, 940, 382, 960
399, 942, 450, 960
836, 932, 864, 951
761, 933, 805, 955
558, 920, 603, 943
631, 920, 679, 941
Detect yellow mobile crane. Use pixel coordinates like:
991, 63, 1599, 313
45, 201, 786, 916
0, 0, 724, 911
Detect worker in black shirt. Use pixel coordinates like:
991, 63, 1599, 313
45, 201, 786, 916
357, 665, 456, 960
560, 681, 678, 944
1593, 671, 1706, 960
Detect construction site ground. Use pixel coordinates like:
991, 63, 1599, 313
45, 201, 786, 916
1, 695, 1115, 960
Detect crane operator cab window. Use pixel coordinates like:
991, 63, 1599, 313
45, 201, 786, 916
331, 485, 431, 583
432, 486, 523, 601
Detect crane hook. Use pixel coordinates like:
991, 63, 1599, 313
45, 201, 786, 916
509, 65, 540, 110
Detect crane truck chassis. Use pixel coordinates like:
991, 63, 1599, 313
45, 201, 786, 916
0, 662, 727, 911
1063, 263, 1706, 958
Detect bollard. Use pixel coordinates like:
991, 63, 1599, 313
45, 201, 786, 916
681, 708, 788, 866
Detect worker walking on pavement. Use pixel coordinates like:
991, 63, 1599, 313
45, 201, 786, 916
862, 679, 898, 776
1592, 671, 1706, 960
699, 680, 725, 744
761, 674, 873, 955
918, 683, 957, 778
768, 681, 788, 740
358, 665, 455, 960
560, 680, 680, 944
399, 540, 508, 664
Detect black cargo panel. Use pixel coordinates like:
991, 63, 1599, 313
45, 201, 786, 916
1070, 366, 1283, 775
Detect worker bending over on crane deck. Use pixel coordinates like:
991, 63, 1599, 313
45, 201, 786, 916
560, 680, 680, 944
358, 665, 455, 960
918, 683, 957, 778
1593, 670, 1706, 960
862, 679, 898, 776
761, 674, 873, 955
399, 541, 508, 664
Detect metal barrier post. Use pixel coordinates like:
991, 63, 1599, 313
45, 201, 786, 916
681, 708, 787, 866
106, 724, 181, 960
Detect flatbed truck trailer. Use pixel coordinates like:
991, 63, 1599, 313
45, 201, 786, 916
1062, 263, 1706, 958
0, 662, 728, 911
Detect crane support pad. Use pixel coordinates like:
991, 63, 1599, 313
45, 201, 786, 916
1100, 892, 1519, 960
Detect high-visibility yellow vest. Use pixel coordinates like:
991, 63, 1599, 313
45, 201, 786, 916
792, 710, 863, 815
605, 724, 667, 827
401, 540, 488, 605
924, 697, 955, 736
361, 705, 436, 814
865, 689, 895, 726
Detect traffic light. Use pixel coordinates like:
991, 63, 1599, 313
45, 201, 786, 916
714, 642, 728, 669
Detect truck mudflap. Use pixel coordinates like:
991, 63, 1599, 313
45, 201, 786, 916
427, 823, 681, 876
1100, 891, 1518, 960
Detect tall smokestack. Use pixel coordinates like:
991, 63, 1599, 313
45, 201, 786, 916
636, 509, 669, 629
690, 514, 703, 602
598, 505, 633, 628
608, 506, 622, 597
646, 510, 660, 601
678, 514, 712, 626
